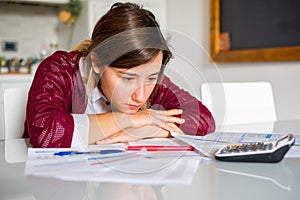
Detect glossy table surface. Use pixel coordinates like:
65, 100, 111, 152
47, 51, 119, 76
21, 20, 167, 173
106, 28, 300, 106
1, 120, 300, 200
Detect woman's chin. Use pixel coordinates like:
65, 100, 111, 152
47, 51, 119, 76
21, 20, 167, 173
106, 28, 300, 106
126, 109, 139, 114
115, 106, 139, 114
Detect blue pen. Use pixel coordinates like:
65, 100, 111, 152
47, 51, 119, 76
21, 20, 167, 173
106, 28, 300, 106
54, 149, 124, 156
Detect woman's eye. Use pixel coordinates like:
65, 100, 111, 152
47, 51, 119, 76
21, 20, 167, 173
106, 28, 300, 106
148, 76, 158, 81
122, 77, 134, 82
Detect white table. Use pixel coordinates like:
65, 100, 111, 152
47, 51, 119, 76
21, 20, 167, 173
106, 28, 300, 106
1, 120, 300, 200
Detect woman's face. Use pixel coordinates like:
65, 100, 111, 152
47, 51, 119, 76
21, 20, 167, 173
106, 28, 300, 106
100, 51, 163, 114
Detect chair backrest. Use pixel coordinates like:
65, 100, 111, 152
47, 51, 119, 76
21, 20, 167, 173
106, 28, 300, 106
201, 82, 277, 126
4, 88, 28, 139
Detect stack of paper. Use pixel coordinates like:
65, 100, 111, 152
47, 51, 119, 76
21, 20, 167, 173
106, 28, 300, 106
25, 138, 201, 185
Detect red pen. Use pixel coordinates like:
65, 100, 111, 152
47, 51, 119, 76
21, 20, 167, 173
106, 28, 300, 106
127, 145, 195, 151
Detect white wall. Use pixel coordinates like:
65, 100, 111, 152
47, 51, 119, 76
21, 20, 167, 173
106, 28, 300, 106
165, 0, 300, 121
0, 3, 59, 58
1, 0, 299, 121
70, 0, 167, 50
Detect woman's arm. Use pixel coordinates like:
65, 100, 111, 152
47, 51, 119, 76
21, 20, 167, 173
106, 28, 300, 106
95, 123, 181, 144
88, 109, 184, 144
149, 76, 216, 136
25, 51, 83, 148
92, 76, 215, 144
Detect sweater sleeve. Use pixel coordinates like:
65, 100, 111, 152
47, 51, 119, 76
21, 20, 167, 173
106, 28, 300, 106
24, 51, 83, 148
149, 76, 215, 136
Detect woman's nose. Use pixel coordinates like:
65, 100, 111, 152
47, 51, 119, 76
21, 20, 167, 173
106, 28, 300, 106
131, 86, 147, 103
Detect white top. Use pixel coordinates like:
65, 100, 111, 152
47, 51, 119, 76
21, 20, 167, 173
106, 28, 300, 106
70, 59, 112, 148
71, 88, 112, 148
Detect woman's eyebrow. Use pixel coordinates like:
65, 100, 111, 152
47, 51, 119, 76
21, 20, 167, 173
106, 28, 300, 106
117, 71, 160, 77
148, 72, 160, 77
117, 70, 137, 77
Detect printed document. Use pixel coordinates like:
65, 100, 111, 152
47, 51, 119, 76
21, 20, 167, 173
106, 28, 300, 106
25, 139, 201, 185
171, 131, 300, 158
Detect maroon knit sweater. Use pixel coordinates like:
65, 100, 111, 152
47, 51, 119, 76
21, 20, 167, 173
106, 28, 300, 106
23, 51, 215, 148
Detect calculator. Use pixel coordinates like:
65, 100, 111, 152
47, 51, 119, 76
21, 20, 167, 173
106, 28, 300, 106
215, 134, 295, 163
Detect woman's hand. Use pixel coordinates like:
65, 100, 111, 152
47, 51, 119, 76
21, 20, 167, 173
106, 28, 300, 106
89, 108, 184, 144
117, 108, 185, 131
94, 109, 185, 144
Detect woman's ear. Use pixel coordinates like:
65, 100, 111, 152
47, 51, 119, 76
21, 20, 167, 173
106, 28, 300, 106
90, 52, 101, 74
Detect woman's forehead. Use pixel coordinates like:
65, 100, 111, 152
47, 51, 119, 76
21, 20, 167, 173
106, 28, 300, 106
109, 52, 163, 75
110, 63, 161, 76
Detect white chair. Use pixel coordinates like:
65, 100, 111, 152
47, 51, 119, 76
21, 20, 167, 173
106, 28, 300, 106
4, 87, 28, 139
4, 87, 29, 163
201, 82, 277, 131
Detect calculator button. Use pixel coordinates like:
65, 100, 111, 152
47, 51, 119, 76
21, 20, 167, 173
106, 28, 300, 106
252, 143, 260, 151
263, 143, 273, 150
255, 143, 264, 150
241, 144, 248, 151
245, 145, 253, 152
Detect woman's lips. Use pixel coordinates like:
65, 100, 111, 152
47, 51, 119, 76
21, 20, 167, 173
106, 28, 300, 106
128, 104, 141, 110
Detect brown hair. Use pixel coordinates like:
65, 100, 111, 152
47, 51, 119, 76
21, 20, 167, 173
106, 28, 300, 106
74, 2, 172, 108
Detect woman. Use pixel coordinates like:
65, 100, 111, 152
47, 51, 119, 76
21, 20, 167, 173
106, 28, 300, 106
23, 2, 215, 148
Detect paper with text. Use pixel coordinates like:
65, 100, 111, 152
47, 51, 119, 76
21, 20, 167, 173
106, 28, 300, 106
171, 131, 300, 158
25, 140, 201, 185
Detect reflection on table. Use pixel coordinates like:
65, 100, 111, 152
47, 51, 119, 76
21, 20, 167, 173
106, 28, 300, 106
1, 120, 300, 200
